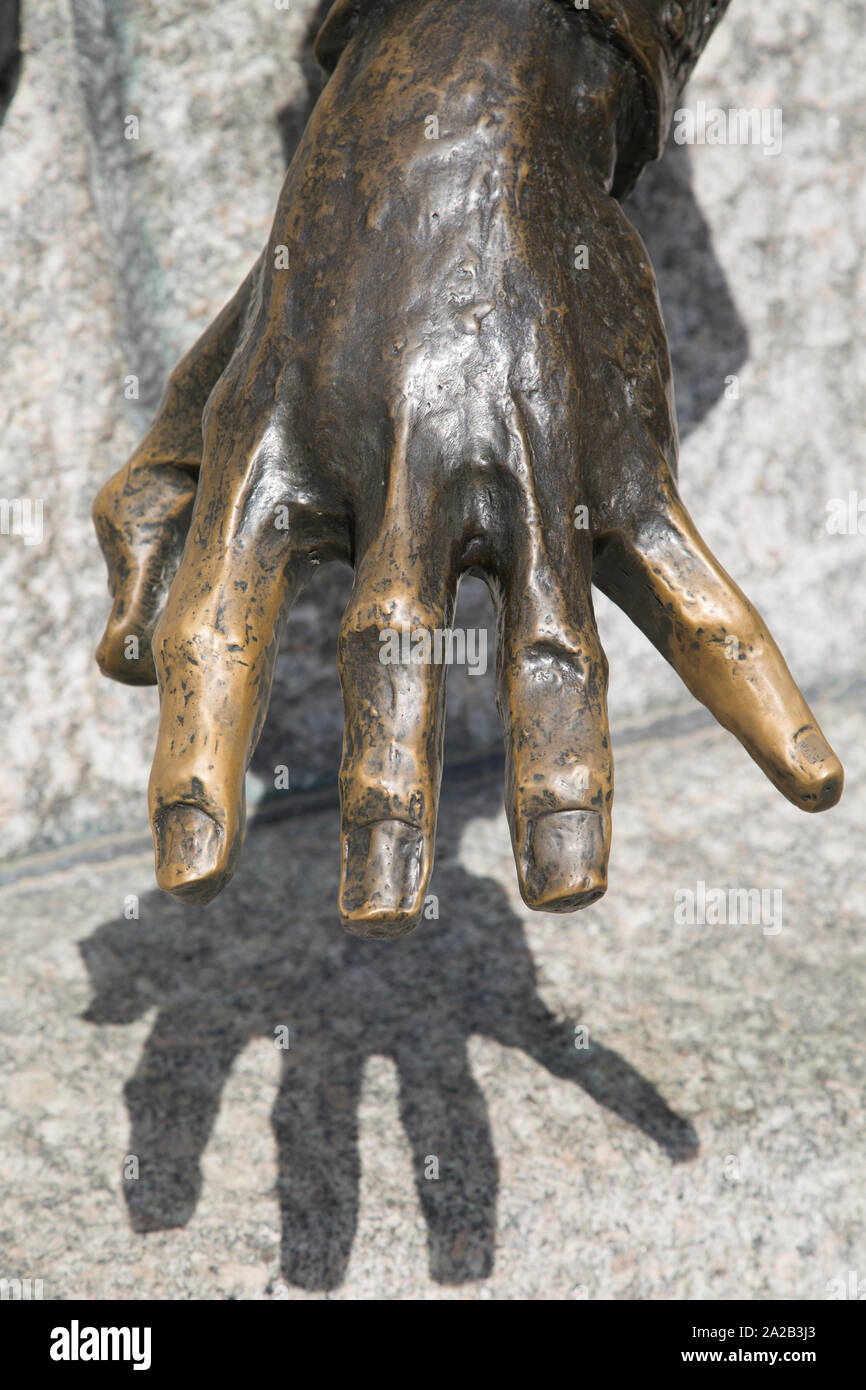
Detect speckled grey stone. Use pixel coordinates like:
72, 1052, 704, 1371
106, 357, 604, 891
0, 688, 863, 1299
0, 0, 864, 1299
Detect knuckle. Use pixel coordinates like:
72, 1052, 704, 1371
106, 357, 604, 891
338, 593, 444, 660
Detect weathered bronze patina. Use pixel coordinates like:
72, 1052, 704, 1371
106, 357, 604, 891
93, 0, 843, 938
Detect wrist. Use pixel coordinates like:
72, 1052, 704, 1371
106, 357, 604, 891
313, 0, 729, 197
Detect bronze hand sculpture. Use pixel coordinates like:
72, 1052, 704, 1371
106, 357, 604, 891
93, 0, 843, 938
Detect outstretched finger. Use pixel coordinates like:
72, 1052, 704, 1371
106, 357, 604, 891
337, 419, 459, 938
147, 368, 343, 904
495, 514, 613, 913
593, 482, 843, 811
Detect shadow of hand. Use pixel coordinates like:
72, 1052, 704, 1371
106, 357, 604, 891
80, 776, 697, 1290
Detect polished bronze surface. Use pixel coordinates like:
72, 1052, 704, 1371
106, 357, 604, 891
93, 0, 842, 938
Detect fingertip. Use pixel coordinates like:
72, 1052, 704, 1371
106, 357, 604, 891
517, 809, 609, 913
784, 728, 844, 813
153, 803, 232, 904
95, 622, 158, 686
339, 820, 428, 939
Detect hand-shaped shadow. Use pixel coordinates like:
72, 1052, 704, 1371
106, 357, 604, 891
626, 136, 749, 442
80, 772, 697, 1290
0, 0, 21, 126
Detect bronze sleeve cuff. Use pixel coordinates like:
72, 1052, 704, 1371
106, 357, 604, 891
314, 0, 372, 73
557, 0, 731, 188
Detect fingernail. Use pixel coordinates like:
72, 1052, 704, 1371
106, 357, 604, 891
340, 820, 426, 938
154, 804, 224, 903
791, 729, 844, 811
521, 809, 607, 912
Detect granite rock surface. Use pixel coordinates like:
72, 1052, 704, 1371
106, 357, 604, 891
0, 0, 863, 1299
